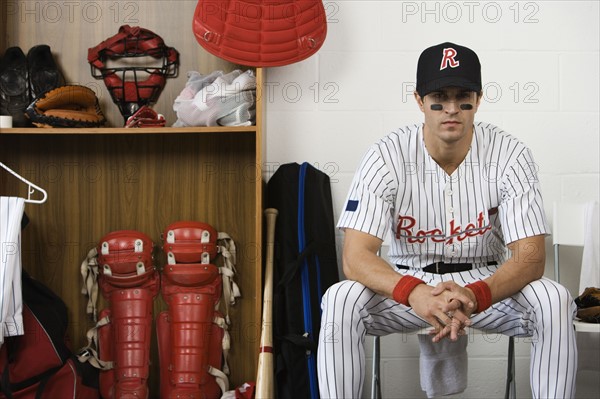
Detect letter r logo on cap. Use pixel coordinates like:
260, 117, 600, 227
440, 48, 460, 70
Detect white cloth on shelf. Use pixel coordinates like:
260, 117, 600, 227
173, 69, 256, 127
0, 196, 25, 347
579, 201, 600, 294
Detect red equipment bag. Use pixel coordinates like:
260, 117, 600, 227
0, 271, 99, 399
192, 0, 327, 67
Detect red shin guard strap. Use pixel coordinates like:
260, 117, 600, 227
393, 275, 425, 306
465, 280, 492, 313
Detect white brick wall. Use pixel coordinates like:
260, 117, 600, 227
265, 1, 599, 397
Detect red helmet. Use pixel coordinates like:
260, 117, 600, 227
88, 25, 179, 122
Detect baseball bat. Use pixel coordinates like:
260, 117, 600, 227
255, 208, 278, 398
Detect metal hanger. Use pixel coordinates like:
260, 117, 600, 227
0, 161, 48, 204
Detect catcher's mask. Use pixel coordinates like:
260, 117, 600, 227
88, 25, 179, 122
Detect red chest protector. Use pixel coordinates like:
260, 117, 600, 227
193, 0, 327, 67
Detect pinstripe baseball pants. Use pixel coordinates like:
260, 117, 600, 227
317, 267, 578, 399
0, 196, 25, 347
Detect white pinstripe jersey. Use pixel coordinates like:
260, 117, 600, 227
337, 122, 549, 269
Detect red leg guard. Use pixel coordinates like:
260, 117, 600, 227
111, 287, 155, 398
156, 311, 172, 399
92, 230, 159, 399
97, 283, 158, 399
158, 264, 225, 398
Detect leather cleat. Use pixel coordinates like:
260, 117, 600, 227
27, 44, 64, 99
0, 47, 31, 127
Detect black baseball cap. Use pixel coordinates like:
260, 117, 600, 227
416, 42, 481, 97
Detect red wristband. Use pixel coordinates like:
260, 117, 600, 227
392, 275, 425, 306
465, 280, 492, 313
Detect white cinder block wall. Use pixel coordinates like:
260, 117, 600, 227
265, 1, 599, 398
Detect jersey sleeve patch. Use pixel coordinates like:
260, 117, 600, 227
345, 200, 359, 212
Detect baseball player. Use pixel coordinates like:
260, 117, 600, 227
317, 42, 577, 398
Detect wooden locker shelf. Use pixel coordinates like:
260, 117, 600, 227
1, 126, 259, 135
1, 2, 264, 396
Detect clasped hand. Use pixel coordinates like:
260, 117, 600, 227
407, 281, 477, 343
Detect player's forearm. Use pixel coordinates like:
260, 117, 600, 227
343, 247, 401, 298
341, 229, 404, 297
483, 235, 546, 304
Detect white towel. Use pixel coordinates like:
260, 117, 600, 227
418, 334, 468, 398
579, 201, 599, 294
173, 69, 256, 127
0, 196, 25, 346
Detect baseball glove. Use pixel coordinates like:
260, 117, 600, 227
575, 287, 600, 323
26, 85, 106, 128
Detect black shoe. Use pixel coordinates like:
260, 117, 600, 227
0, 47, 31, 127
27, 44, 64, 99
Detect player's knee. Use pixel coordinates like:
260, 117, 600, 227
546, 279, 575, 310
528, 278, 576, 319
557, 281, 575, 303
321, 280, 368, 315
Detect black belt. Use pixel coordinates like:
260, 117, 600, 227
397, 261, 497, 275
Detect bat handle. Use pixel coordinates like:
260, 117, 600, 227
264, 208, 278, 223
